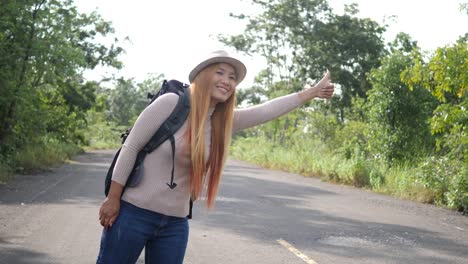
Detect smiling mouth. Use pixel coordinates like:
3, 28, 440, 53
217, 86, 230, 93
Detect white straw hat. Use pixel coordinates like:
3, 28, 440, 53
188, 50, 247, 84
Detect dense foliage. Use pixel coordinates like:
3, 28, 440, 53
0, 0, 140, 174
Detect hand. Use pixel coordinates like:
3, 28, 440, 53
99, 197, 120, 229
313, 70, 335, 99
299, 70, 335, 101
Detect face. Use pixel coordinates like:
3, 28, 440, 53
209, 63, 237, 107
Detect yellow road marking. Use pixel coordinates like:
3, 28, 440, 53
277, 239, 318, 264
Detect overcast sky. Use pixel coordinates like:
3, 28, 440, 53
75, 0, 468, 88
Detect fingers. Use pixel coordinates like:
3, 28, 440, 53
324, 69, 330, 79
98, 209, 105, 226
305, 70, 334, 100
100, 213, 119, 228
322, 69, 330, 82
100, 211, 114, 228
99, 207, 114, 228
320, 84, 335, 98
324, 84, 334, 92
98, 198, 121, 229
317, 70, 331, 88
99, 212, 107, 227
100, 216, 111, 228
109, 215, 117, 227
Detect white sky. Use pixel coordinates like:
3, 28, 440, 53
75, 0, 468, 88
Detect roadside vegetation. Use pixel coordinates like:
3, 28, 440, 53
0, 0, 466, 213
222, 1, 467, 213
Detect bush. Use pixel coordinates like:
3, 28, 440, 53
0, 161, 12, 183
369, 167, 385, 189
333, 120, 368, 160
14, 137, 82, 173
351, 159, 370, 187
417, 156, 467, 212
445, 170, 468, 214
82, 111, 122, 149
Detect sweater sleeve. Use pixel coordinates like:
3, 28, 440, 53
111, 93, 179, 185
233, 92, 304, 133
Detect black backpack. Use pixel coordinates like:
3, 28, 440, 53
104, 79, 193, 218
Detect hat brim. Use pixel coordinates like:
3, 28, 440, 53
189, 56, 247, 84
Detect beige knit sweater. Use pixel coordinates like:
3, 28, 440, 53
112, 92, 304, 217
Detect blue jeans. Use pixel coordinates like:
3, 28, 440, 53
96, 200, 189, 264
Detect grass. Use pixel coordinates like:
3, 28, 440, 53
230, 136, 466, 212
0, 139, 83, 182
0, 161, 12, 184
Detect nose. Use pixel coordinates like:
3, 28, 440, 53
220, 76, 230, 85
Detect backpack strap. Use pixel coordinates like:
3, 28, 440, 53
187, 199, 193, 219
126, 88, 190, 188
104, 148, 122, 196
166, 135, 177, 189
143, 88, 190, 153
146, 88, 192, 218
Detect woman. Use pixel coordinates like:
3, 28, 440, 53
97, 50, 334, 263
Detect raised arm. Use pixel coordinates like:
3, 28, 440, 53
233, 70, 334, 132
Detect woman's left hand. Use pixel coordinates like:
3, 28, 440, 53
299, 70, 335, 101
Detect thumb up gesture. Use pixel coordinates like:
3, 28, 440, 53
299, 70, 335, 101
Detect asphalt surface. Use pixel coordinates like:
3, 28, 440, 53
0, 149, 467, 264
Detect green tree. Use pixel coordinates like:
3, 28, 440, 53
136, 73, 165, 111
219, 1, 386, 120
0, 0, 123, 156
402, 38, 467, 161
107, 78, 140, 126
366, 50, 437, 162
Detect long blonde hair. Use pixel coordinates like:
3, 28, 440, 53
188, 64, 236, 208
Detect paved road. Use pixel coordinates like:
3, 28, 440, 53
0, 150, 467, 264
